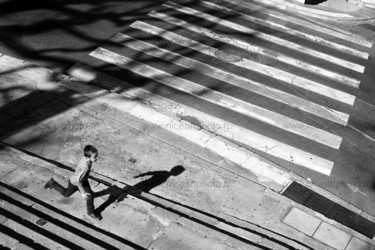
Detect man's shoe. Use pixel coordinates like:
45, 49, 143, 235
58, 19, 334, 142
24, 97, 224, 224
44, 178, 55, 190
88, 212, 102, 221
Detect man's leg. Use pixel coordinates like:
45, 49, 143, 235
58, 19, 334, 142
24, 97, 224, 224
63, 181, 79, 197
82, 180, 101, 220
45, 178, 78, 197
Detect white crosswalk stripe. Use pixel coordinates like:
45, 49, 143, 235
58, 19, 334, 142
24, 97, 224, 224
225, 0, 373, 49
130, 20, 356, 105
150, 8, 360, 88
82, 0, 371, 176
199, 0, 367, 73
69, 63, 334, 176
164, 1, 368, 64
111, 33, 349, 125
90, 47, 342, 149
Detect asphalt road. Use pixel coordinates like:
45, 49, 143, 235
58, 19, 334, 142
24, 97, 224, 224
1, 0, 375, 217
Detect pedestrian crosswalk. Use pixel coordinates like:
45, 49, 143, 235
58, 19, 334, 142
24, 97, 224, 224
227, 0, 373, 48
161, 1, 366, 76
72, 0, 372, 176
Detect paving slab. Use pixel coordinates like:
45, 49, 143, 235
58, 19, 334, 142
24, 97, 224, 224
146, 126, 184, 146
32, 203, 134, 250
2, 219, 69, 250
148, 222, 237, 250
345, 237, 375, 250
0, 151, 19, 179
283, 207, 322, 236
0, 213, 7, 224
0, 200, 39, 222
177, 216, 271, 250
0, 230, 19, 249
313, 222, 352, 250
13, 243, 35, 250
150, 206, 181, 224
96, 194, 166, 248
1, 199, 104, 250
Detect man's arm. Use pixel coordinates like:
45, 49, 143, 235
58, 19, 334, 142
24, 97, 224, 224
133, 171, 154, 178
76, 167, 89, 194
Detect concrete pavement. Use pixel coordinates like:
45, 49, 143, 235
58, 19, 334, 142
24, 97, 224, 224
1, 54, 375, 249
0, 143, 276, 250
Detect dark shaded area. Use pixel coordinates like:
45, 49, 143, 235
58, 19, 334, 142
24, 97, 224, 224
304, 0, 327, 5
0, 0, 168, 71
359, 23, 375, 33
0, 182, 147, 250
95, 165, 185, 214
283, 181, 375, 238
0, 0, 255, 142
132, 165, 185, 192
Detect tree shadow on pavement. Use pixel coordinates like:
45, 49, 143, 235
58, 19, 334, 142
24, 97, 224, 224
94, 165, 185, 215
0, 0, 262, 147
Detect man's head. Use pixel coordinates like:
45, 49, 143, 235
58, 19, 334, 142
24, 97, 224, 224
84, 145, 98, 162
170, 165, 185, 176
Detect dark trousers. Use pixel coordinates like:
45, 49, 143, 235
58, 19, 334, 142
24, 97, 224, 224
50, 179, 95, 214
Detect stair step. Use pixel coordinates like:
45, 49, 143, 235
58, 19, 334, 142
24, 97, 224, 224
0, 176, 135, 250
0, 198, 101, 250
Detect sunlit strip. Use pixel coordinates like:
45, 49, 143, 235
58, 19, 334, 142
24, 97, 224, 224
70, 62, 334, 176
112, 33, 350, 125
130, 21, 356, 105
164, 1, 369, 60
227, 0, 373, 48
151, 8, 360, 88
90, 47, 342, 149
200, 0, 366, 73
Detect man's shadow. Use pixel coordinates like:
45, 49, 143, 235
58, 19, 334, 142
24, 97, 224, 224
93, 165, 185, 215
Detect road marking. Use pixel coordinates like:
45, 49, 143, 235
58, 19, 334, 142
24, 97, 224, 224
163, 1, 368, 61
200, 0, 366, 73
227, 0, 373, 48
130, 21, 356, 104
62, 74, 294, 185
112, 33, 350, 125
68, 63, 334, 176
151, 8, 360, 88
90, 47, 342, 149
